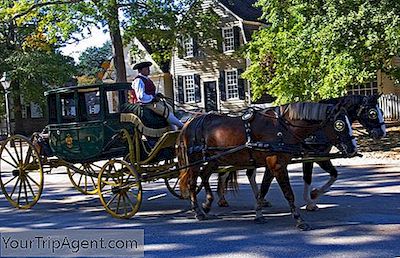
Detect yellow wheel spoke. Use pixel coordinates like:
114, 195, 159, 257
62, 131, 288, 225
12, 142, 21, 164
3, 175, 18, 186
116, 194, 122, 214
26, 174, 40, 188
23, 148, 33, 167
77, 173, 84, 187
106, 193, 118, 208
9, 177, 20, 199
25, 177, 36, 198
4, 147, 19, 167
125, 192, 136, 208
17, 178, 23, 205
1, 157, 18, 168
23, 178, 29, 204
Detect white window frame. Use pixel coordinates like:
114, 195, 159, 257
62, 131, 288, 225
222, 27, 235, 53
348, 81, 378, 96
183, 75, 196, 103
225, 70, 239, 100
183, 37, 194, 58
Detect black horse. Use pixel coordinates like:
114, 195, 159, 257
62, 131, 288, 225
217, 95, 386, 211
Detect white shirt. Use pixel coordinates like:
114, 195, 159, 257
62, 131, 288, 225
131, 74, 154, 104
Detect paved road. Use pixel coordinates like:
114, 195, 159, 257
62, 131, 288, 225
0, 156, 399, 257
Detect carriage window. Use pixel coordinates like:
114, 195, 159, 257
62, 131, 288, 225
106, 91, 120, 114
48, 94, 57, 124
60, 93, 76, 122
84, 91, 100, 118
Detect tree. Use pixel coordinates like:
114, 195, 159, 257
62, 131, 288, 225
244, 0, 400, 104
77, 41, 112, 79
0, 6, 76, 131
1, 0, 218, 83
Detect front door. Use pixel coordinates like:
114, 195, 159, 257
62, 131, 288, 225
204, 81, 218, 112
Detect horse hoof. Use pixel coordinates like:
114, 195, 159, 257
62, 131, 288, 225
254, 217, 267, 224
195, 213, 207, 221
202, 204, 211, 214
262, 200, 272, 207
296, 222, 312, 231
310, 188, 319, 199
306, 204, 319, 211
217, 200, 229, 207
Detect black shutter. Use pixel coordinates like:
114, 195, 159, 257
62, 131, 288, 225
218, 28, 224, 53
177, 76, 184, 103
194, 74, 201, 103
177, 36, 184, 59
193, 37, 199, 57
234, 26, 241, 50
237, 69, 245, 100
219, 70, 226, 101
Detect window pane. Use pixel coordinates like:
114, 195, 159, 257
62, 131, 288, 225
106, 91, 120, 114
223, 28, 234, 52
184, 75, 195, 103
61, 93, 76, 122
85, 91, 100, 116
226, 70, 239, 99
184, 37, 193, 57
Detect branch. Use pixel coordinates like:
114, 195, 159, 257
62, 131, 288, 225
12, 0, 84, 20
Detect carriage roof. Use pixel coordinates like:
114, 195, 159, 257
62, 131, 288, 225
44, 82, 131, 96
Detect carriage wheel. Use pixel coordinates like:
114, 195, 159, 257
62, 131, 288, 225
164, 176, 203, 199
98, 159, 142, 219
67, 162, 101, 195
0, 135, 44, 209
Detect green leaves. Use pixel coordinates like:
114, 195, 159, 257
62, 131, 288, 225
245, 0, 400, 104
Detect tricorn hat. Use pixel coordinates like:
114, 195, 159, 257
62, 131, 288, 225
132, 61, 152, 70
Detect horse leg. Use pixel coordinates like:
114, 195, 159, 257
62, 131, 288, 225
268, 157, 311, 231
310, 160, 338, 200
217, 172, 230, 207
201, 171, 214, 214
251, 168, 273, 207
187, 167, 207, 220
254, 168, 274, 224
303, 162, 319, 211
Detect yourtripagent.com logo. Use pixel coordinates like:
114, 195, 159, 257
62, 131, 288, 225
0, 229, 144, 257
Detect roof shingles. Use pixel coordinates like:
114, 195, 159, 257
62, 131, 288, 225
218, 0, 263, 22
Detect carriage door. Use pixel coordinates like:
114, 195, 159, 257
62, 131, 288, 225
204, 81, 218, 112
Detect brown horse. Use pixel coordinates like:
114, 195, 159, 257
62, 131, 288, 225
178, 102, 356, 230
217, 95, 386, 211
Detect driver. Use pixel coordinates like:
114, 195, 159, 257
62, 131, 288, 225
131, 61, 183, 129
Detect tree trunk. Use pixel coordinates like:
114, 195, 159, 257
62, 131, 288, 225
107, 0, 127, 82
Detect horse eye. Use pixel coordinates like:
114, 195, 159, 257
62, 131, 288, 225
368, 109, 378, 120
334, 120, 346, 132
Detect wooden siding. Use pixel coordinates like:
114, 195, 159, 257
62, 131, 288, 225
171, 0, 251, 112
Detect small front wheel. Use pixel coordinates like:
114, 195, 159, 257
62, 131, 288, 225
98, 159, 142, 219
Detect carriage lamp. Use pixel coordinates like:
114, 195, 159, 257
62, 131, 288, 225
0, 72, 11, 137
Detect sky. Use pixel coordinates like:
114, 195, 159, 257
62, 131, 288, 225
60, 26, 110, 63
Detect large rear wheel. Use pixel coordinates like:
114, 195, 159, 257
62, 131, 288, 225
98, 160, 142, 219
0, 135, 44, 209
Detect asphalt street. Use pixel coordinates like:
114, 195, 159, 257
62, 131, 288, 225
0, 156, 399, 258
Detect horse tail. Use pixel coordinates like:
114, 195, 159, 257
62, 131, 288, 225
177, 124, 191, 199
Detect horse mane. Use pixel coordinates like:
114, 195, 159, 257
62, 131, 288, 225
282, 102, 332, 121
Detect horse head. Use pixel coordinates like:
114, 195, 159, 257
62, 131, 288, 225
323, 106, 358, 156
355, 95, 386, 139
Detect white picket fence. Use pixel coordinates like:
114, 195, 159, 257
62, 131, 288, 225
378, 94, 400, 120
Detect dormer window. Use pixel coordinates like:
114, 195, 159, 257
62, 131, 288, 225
184, 37, 194, 57
222, 27, 235, 52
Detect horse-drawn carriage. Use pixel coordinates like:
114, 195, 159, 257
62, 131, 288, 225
0, 82, 386, 229
0, 83, 197, 219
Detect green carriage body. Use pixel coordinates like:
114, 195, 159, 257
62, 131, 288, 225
45, 83, 133, 163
